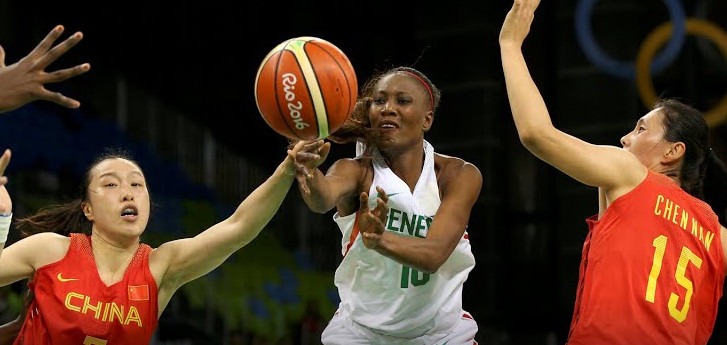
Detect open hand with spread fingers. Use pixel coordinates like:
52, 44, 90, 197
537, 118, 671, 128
358, 186, 390, 249
0, 25, 90, 113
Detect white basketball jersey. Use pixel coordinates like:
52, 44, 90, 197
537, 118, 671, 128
333, 140, 476, 338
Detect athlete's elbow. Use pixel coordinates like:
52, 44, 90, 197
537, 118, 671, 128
420, 255, 447, 274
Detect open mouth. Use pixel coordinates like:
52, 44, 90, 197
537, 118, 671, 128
380, 120, 399, 130
121, 206, 139, 220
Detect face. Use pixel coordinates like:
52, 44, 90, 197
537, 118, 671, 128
82, 158, 150, 241
620, 108, 675, 169
368, 72, 433, 151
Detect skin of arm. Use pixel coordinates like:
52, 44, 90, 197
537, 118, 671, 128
360, 159, 482, 273
150, 144, 310, 310
499, 0, 645, 200
291, 140, 362, 214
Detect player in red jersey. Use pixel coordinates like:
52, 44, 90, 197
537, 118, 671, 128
0, 24, 89, 344
0, 143, 314, 344
0, 31, 320, 340
500, 0, 727, 344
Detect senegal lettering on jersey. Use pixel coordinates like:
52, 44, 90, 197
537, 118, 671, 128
15, 234, 158, 345
332, 140, 476, 338
567, 171, 725, 345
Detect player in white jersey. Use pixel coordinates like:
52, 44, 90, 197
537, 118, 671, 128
289, 67, 482, 344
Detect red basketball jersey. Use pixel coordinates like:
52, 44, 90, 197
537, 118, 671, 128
567, 172, 724, 345
14, 234, 158, 345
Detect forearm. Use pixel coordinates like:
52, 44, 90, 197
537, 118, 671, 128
228, 159, 295, 245
299, 169, 337, 213
500, 45, 555, 142
373, 232, 449, 274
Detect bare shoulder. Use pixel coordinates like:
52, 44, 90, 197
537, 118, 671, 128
433, 153, 482, 194
327, 157, 365, 176
17, 232, 71, 269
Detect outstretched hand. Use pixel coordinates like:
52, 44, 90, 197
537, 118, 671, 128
499, 0, 541, 48
287, 140, 331, 195
358, 186, 390, 249
0, 25, 90, 113
0, 150, 11, 215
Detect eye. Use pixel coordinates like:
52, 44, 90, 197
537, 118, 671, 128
104, 183, 117, 187
372, 97, 385, 105
638, 126, 646, 133
397, 97, 411, 104
131, 182, 145, 187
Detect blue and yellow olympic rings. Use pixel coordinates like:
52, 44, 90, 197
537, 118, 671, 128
636, 19, 727, 128
575, 0, 686, 79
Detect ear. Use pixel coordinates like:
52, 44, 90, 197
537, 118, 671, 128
81, 202, 94, 222
423, 111, 434, 132
663, 141, 686, 164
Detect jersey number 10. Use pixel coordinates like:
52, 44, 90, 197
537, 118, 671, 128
645, 235, 703, 323
401, 266, 430, 288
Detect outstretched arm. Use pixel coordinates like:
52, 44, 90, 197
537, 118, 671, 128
499, 0, 645, 192
0, 25, 90, 113
360, 162, 482, 273
152, 142, 309, 290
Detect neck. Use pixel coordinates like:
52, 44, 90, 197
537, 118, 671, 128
90, 229, 139, 275
380, 142, 425, 193
654, 165, 682, 186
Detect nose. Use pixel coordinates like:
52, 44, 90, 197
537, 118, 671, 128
380, 101, 395, 115
121, 188, 135, 202
620, 134, 629, 148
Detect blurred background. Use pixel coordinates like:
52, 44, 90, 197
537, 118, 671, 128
1, 0, 727, 344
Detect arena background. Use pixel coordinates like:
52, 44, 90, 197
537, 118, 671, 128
1, 0, 727, 344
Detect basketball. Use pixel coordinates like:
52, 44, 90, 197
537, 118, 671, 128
254, 37, 358, 141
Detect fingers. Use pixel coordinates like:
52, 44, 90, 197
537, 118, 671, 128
296, 173, 310, 195
36, 88, 80, 108
302, 140, 324, 152
318, 141, 331, 160
36, 31, 84, 70
44, 63, 91, 84
375, 186, 388, 204
0, 149, 11, 176
374, 197, 388, 223
28, 25, 65, 61
0, 44, 5, 68
358, 192, 369, 213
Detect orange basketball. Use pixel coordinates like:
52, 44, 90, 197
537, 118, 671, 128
254, 37, 358, 140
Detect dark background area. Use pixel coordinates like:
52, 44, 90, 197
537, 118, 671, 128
1, 0, 727, 344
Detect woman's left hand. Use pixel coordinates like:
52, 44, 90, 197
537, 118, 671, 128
358, 186, 389, 249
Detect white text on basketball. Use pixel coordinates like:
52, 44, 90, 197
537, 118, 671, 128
282, 73, 310, 130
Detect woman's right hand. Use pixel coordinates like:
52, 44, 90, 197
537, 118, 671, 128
0, 150, 11, 215
287, 140, 331, 195
499, 0, 540, 48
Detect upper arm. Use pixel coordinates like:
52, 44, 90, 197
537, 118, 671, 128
318, 158, 363, 209
522, 129, 647, 191
427, 161, 482, 262
0, 233, 67, 287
